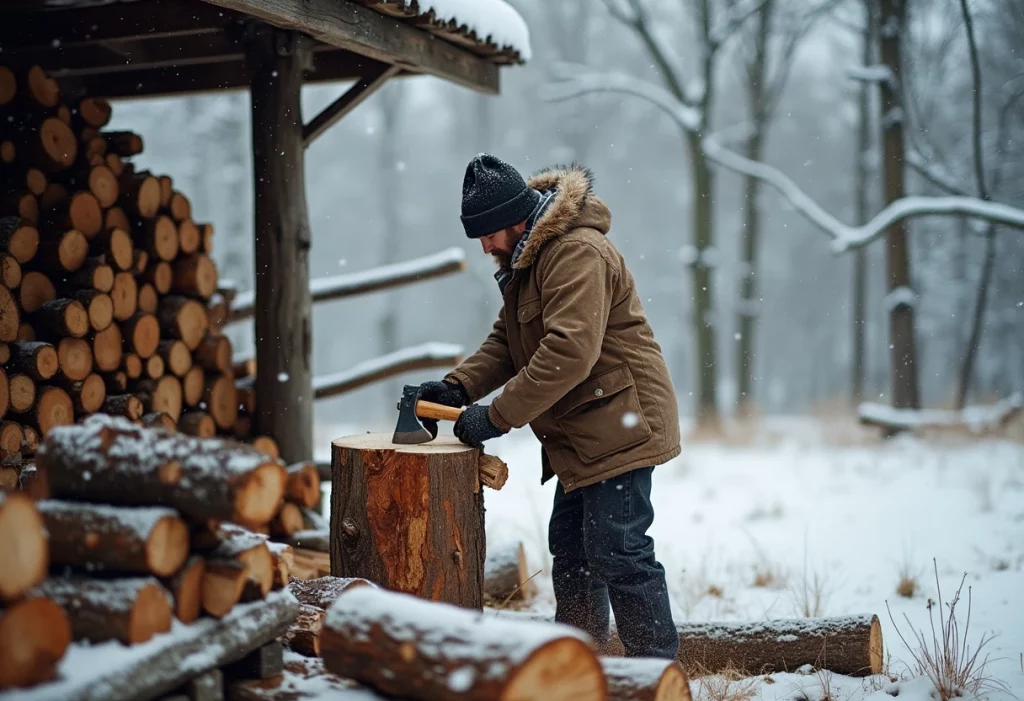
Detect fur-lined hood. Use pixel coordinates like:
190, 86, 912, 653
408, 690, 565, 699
507, 164, 612, 270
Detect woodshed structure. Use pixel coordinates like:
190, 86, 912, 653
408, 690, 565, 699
0, 0, 528, 464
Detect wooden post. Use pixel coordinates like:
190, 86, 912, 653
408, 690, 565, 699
246, 26, 314, 464
330, 433, 485, 609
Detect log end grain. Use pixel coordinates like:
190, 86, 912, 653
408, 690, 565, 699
148, 514, 191, 577
0, 492, 48, 602
506, 637, 607, 700
0, 596, 72, 690
167, 555, 205, 624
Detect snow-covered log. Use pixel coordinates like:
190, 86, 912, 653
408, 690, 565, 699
330, 434, 484, 609
286, 576, 376, 611
313, 342, 463, 399
858, 393, 1023, 434
36, 576, 172, 645
280, 603, 323, 657
497, 611, 884, 677
4, 590, 297, 701
227, 248, 466, 323
321, 585, 606, 700
600, 657, 691, 701
0, 595, 71, 690
37, 414, 287, 530
36, 500, 190, 577
483, 540, 536, 603
0, 491, 48, 603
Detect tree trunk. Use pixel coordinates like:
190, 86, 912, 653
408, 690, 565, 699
737, 127, 764, 415
320, 585, 606, 701
0, 595, 71, 690
878, 0, 919, 411
600, 657, 691, 701
330, 434, 485, 610
688, 138, 719, 429
0, 491, 48, 603
37, 500, 190, 577
38, 414, 286, 529
36, 576, 172, 645
246, 27, 313, 464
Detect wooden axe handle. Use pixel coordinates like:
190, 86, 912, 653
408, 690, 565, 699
415, 400, 464, 422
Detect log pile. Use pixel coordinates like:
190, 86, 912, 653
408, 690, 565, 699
0, 64, 282, 491
0, 414, 293, 691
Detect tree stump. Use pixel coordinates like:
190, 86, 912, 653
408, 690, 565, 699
330, 433, 484, 610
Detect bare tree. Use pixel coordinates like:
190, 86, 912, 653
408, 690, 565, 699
377, 81, 405, 408
734, 0, 828, 415
547, 0, 763, 430
850, 1, 877, 403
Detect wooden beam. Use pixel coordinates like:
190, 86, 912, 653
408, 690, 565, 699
198, 0, 499, 93
303, 63, 400, 147
247, 25, 314, 464
56, 50, 387, 101
0, 0, 235, 53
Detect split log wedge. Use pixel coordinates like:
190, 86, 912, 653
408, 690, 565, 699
38, 413, 287, 529
192, 522, 274, 601
36, 499, 190, 576
484, 540, 537, 603
281, 603, 323, 657
320, 585, 606, 701
162, 555, 205, 624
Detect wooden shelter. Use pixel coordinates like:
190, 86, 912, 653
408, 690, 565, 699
0, 0, 527, 464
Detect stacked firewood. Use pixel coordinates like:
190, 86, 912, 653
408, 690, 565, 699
0, 65, 288, 478
0, 414, 293, 691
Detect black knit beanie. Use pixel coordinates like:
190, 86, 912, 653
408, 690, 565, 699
460, 153, 541, 238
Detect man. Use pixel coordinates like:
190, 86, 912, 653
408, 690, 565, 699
418, 153, 681, 659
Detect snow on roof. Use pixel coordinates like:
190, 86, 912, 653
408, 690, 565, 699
379, 0, 532, 62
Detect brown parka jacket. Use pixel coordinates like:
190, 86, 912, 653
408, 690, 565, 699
445, 164, 681, 491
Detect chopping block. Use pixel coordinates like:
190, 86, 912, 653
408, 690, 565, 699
329, 433, 506, 610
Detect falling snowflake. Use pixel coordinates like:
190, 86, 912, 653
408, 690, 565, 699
277, 372, 289, 382
621, 412, 639, 428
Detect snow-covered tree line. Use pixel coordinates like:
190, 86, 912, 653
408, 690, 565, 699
105, 0, 1024, 430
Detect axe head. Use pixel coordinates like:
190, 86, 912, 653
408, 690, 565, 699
392, 384, 435, 445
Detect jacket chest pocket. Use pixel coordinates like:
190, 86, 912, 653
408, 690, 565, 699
553, 363, 652, 463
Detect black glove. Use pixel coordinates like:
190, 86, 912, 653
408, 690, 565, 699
417, 379, 467, 408
453, 404, 506, 448
417, 380, 467, 438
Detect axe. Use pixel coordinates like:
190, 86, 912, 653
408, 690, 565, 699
392, 384, 465, 445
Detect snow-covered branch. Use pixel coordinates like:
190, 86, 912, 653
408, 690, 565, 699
859, 392, 1023, 434
313, 342, 464, 400
541, 65, 701, 131
846, 64, 895, 87
228, 247, 466, 323
701, 134, 1024, 251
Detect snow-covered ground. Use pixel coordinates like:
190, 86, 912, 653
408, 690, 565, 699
319, 414, 1024, 701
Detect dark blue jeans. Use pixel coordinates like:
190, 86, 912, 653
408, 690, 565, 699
548, 463, 678, 659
